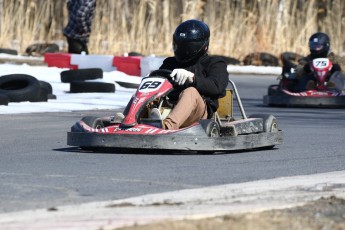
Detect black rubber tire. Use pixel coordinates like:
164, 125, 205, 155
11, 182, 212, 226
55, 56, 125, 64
128, 51, 143, 56
0, 74, 40, 102
38, 80, 56, 100
0, 48, 18, 55
60, 68, 103, 83
70, 81, 115, 93
81, 116, 104, 129
249, 114, 278, 132
249, 114, 279, 150
25, 43, 60, 56
43, 43, 60, 53
243, 52, 279, 66
205, 121, 221, 137
30, 88, 48, 102
39, 81, 53, 94
0, 93, 9, 106
79, 116, 104, 152
48, 94, 57, 100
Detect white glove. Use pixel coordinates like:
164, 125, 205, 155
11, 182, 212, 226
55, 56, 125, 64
170, 69, 194, 86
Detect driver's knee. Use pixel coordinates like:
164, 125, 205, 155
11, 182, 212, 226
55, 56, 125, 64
328, 71, 345, 92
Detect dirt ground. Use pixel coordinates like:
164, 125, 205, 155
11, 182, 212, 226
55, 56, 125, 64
116, 196, 345, 230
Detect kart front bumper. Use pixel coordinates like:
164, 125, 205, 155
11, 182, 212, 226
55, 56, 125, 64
67, 130, 283, 153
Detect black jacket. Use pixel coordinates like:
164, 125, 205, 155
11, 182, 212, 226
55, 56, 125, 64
159, 54, 229, 118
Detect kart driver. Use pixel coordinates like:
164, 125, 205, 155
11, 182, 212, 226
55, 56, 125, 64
150, 19, 229, 130
295, 32, 345, 92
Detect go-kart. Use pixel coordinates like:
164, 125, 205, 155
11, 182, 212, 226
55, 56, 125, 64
67, 69, 283, 153
264, 58, 345, 107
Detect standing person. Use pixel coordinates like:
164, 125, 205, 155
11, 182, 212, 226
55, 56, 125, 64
295, 32, 345, 92
150, 19, 229, 130
63, 0, 96, 54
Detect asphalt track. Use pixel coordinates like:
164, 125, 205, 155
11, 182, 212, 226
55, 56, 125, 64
0, 74, 344, 214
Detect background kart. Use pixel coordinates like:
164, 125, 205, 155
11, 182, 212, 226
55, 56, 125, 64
264, 85, 345, 107
68, 70, 283, 153
264, 58, 345, 108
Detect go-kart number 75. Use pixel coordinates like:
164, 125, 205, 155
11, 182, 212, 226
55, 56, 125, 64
314, 60, 328, 67
312, 58, 329, 68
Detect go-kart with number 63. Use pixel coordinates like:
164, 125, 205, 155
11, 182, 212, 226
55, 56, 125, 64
67, 69, 283, 153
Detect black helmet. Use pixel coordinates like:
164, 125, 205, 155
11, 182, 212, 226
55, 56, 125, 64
173, 19, 210, 63
308, 32, 330, 58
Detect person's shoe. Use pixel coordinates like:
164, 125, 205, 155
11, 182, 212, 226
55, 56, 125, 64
306, 80, 316, 90
112, 112, 125, 123
150, 108, 162, 120
149, 108, 165, 128
327, 81, 335, 88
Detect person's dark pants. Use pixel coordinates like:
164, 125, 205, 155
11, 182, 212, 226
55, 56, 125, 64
66, 37, 89, 54
297, 72, 345, 92
328, 71, 345, 92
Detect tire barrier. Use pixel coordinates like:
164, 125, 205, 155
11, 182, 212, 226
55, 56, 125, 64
127, 51, 144, 56
0, 74, 41, 102
62, 68, 116, 93
30, 81, 57, 102
39, 80, 57, 100
0, 74, 56, 103
39, 80, 53, 94
0, 93, 9, 106
25, 43, 59, 56
243, 52, 279, 66
60, 68, 103, 83
70, 81, 115, 93
0, 48, 18, 55
30, 87, 49, 102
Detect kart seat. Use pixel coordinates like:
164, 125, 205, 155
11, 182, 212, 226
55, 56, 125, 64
216, 89, 233, 119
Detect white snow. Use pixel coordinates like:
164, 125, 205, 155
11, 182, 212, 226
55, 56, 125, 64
0, 61, 281, 114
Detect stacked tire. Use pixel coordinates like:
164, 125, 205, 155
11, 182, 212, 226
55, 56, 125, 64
243, 52, 280, 66
0, 74, 56, 106
60, 68, 115, 93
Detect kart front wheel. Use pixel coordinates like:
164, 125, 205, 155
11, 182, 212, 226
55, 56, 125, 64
81, 116, 104, 129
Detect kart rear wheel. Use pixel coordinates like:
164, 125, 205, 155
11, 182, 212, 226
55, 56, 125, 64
249, 114, 278, 150
206, 121, 220, 137
249, 114, 278, 132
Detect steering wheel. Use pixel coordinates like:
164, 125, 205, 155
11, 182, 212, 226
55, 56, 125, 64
148, 69, 187, 90
148, 69, 173, 79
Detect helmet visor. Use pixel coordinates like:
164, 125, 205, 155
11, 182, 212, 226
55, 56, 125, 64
173, 40, 207, 62
310, 42, 324, 51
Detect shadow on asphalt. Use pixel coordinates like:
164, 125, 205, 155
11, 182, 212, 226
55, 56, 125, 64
54, 146, 279, 156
